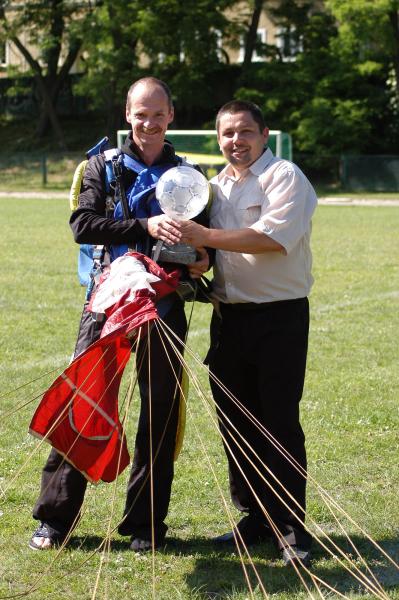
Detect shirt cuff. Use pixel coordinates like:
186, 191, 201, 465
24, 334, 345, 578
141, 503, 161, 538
250, 222, 288, 255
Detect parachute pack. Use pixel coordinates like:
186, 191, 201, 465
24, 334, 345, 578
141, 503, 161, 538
69, 136, 115, 212
69, 136, 213, 303
70, 136, 181, 290
70, 137, 114, 289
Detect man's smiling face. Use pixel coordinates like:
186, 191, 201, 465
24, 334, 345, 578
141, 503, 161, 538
217, 110, 269, 175
126, 82, 174, 154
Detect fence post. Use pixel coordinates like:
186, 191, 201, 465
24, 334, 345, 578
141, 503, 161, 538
41, 154, 47, 186
340, 154, 346, 189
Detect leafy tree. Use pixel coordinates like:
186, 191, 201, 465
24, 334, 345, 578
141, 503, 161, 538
0, 0, 94, 147
235, 1, 324, 131
75, 0, 239, 134
326, 0, 398, 93
234, 0, 399, 158
3, 0, 397, 157
325, 0, 399, 148
132, 0, 238, 126
73, 0, 142, 142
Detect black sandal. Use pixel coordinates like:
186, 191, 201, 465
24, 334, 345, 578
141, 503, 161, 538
29, 523, 62, 550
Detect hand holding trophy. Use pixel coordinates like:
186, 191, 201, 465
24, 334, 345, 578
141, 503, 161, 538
153, 166, 210, 264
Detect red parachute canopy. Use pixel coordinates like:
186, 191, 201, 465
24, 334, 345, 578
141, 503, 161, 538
29, 253, 180, 483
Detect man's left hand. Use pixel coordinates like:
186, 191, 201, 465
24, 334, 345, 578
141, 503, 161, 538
179, 220, 208, 248
187, 247, 209, 279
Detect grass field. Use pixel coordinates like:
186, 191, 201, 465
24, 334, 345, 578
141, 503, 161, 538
0, 198, 398, 599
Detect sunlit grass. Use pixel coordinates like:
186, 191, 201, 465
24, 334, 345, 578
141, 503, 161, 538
0, 199, 398, 599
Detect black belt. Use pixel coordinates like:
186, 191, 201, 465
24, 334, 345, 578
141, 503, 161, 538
220, 298, 306, 312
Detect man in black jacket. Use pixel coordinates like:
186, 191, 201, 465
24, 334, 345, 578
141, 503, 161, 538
29, 77, 209, 553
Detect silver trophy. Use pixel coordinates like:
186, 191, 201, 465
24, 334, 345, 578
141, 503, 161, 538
153, 166, 210, 264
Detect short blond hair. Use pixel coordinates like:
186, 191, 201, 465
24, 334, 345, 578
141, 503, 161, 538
126, 77, 173, 109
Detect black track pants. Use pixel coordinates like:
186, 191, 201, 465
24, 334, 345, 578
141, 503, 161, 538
33, 296, 186, 541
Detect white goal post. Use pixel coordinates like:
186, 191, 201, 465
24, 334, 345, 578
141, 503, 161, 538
117, 129, 292, 161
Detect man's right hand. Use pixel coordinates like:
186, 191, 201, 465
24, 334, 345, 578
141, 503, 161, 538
147, 215, 182, 245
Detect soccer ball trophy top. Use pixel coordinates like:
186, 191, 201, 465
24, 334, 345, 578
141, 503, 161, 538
153, 166, 210, 264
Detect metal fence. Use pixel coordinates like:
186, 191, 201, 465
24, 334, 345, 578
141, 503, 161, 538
294, 154, 341, 187
341, 155, 399, 192
1, 152, 398, 192
0, 152, 224, 190
0, 152, 82, 189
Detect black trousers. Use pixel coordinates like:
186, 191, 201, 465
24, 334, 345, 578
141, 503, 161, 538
208, 298, 312, 550
32, 295, 187, 542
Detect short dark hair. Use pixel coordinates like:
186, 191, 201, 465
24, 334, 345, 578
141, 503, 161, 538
216, 100, 266, 133
126, 77, 173, 108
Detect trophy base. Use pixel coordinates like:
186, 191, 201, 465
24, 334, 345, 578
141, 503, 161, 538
152, 242, 197, 265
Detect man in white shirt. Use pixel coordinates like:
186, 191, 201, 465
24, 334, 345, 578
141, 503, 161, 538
179, 100, 317, 567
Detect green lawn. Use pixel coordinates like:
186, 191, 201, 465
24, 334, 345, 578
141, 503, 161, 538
0, 198, 398, 599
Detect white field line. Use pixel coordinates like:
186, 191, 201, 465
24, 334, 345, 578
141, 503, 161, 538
186, 327, 209, 338
4, 293, 397, 371
314, 290, 399, 315
318, 197, 399, 206
0, 191, 69, 199
0, 354, 71, 372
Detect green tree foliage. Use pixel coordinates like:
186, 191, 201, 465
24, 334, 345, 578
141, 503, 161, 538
0, 0, 94, 147
235, 0, 399, 158
325, 0, 399, 149
1, 0, 398, 155
140, 0, 236, 124
76, 0, 238, 135
73, 0, 142, 142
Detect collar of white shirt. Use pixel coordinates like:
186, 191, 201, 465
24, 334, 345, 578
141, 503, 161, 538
218, 147, 274, 182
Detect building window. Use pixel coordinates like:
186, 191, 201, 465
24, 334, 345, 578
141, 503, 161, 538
275, 26, 303, 62
213, 29, 224, 61
238, 28, 267, 63
1, 41, 8, 67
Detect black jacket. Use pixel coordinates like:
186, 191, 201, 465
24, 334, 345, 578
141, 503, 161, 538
69, 133, 210, 253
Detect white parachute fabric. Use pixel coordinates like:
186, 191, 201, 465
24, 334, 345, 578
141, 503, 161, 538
90, 255, 161, 314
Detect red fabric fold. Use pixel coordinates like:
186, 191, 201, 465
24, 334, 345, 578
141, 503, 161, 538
29, 253, 180, 483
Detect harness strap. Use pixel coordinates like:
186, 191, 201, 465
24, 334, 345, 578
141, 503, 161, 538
103, 148, 121, 194
112, 154, 132, 222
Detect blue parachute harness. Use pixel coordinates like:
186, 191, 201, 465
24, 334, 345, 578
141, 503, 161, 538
109, 152, 177, 261
77, 136, 181, 295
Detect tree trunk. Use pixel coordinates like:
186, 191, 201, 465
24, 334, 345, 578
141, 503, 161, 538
389, 7, 399, 100
1, 2, 83, 147
34, 75, 67, 147
35, 0, 64, 140
6, 34, 66, 148
242, 0, 265, 72
35, 40, 82, 141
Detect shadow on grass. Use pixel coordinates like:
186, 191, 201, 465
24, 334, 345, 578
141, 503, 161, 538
69, 532, 399, 597
182, 533, 399, 597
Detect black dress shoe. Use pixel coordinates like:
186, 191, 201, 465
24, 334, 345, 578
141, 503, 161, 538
213, 515, 272, 547
130, 536, 164, 552
281, 545, 311, 568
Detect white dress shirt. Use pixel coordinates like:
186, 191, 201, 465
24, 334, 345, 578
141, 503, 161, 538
210, 148, 317, 303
